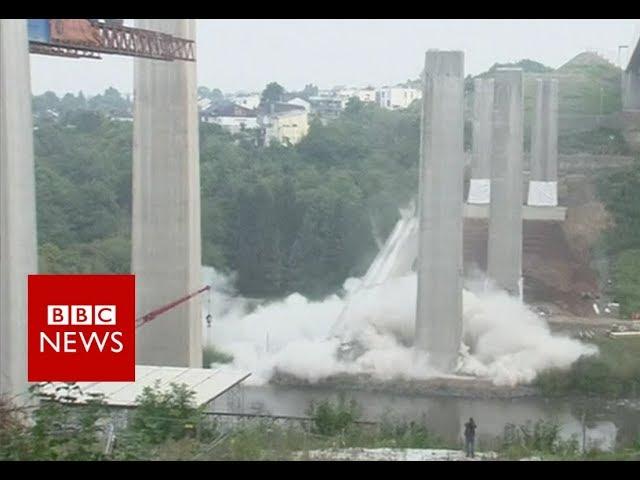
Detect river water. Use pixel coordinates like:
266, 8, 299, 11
212, 384, 640, 451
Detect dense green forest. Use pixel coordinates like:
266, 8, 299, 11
33, 92, 420, 299
598, 162, 640, 317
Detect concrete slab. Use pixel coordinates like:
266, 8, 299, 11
465, 204, 567, 221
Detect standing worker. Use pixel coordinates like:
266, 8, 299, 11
464, 417, 477, 458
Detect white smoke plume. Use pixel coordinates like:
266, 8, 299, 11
203, 268, 597, 387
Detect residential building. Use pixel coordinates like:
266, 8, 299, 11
309, 95, 348, 119
197, 97, 212, 111
201, 102, 258, 134
259, 104, 309, 145
334, 86, 377, 103
286, 97, 311, 112
109, 110, 133, 122
228, 93, 261, 110
377, 86, 422, 110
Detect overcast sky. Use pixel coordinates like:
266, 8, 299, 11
29, 19, 640, 97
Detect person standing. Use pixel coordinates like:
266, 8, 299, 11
464, 417, 477, 458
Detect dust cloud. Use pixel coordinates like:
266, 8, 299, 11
203, 267, 597, 387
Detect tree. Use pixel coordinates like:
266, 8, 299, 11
260, 82, 285, 106
130, 381, 202, 445
344, 97, 364, 115
209, 88, 224, 104
301, 83, 319, 99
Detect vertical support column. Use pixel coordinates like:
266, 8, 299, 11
415, 51, 464, 373
487, 68, 524, 298
133, 19, 202, 367
622, 69, 640, 112
0, 19, 38, 400
467, 78, 494, 204
528, 78, 558, 206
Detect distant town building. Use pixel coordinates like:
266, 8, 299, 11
286, 97, 311, 112
376, 86, 422, 110
334, 86, 377, 103
309, 95, 348, 119
228, 93, 261, 110
259, 103, 309, 145
201, 102, 258, 134
110, 110, 133, 122
34, 108, 60, 122
197, 97, 212, 111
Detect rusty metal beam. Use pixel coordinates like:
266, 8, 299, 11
29, 21, 195, 62
29, 42, 102, 59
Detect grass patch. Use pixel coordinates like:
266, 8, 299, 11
559, 127, 630, 155
535, 337, 640, 397
611, 249, 640, 317
499, 419, 580, 460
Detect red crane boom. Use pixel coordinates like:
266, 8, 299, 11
136, 285, 211, 329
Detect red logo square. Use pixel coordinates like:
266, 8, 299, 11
28, 274, 135, 382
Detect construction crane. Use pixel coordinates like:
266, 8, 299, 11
27, 19, 195, 62
136, 285, 211, 329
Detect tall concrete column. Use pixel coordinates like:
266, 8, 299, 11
622, 70, 640, 111
133, 19, 202, 367
0, 19, 38, 401
415, 51, 464, 373
487, 69, 524, 297
467, 78, 494, 204
528, 78, 558, 206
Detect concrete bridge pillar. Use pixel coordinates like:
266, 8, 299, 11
0, 19, 38, 401
487, 68, 524, 298
133, 19, 202, 367
415, 50, 464, 373
528, 78, 559, 206
622, 69, 640, 111
467, 78, 494, 204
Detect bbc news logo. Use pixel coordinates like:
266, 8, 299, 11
28, 275, 135, 382
41, 305, 123, 354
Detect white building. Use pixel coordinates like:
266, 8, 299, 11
309, 95, 348, 118
197, 97, 212, 111
377, 87, 422, 110
261, 108, 309, 146
334, 86, 377, 103
228, 93, 261, 110
354, 88, 377, 103
201, 103, 258, 134
286, 97, 311, 112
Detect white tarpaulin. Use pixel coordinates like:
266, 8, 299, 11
527, 181, 557, 207
467, 178, 490, 204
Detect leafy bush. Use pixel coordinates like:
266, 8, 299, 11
129, 381, 204, 445
0, 385, 107, 460
501, 419, 579, 458
306, 395, 360, 436
535, 337, 640, 397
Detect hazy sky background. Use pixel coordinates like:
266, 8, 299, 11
30, 19, 640, 96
